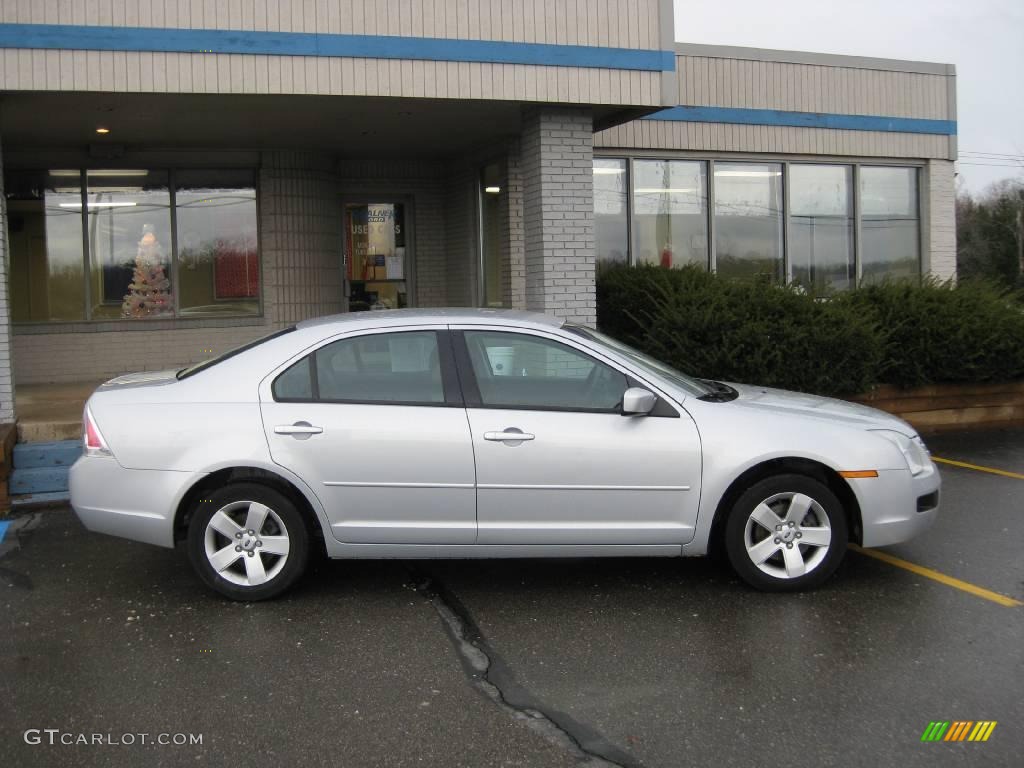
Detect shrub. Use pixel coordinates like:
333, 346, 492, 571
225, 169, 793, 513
595, 266, 1024, 395
597, 265, 883, 396
842, 278, 1024, 388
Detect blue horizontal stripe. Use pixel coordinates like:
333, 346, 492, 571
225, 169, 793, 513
0, 23, 674, 71
645, 105, 956, 135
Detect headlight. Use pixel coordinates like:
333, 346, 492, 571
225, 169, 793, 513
872, 430, 930, 476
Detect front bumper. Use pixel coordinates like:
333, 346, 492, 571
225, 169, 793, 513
849, 462, 941, 547
70, 456, 200, 549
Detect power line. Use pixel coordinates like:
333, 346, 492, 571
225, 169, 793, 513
960, 151, 1024, 161
957, 161, 1024, 168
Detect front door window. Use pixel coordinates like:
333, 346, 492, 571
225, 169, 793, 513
344, 202, 409, 311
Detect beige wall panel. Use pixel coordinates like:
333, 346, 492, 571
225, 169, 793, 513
595, 121, 949, 159
675, 55, 952, 120
87, 52, 689, 105
0, 0, 667, 48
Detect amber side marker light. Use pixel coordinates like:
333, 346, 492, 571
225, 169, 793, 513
838, 470, 879, 479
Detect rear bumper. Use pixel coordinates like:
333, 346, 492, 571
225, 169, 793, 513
851, 463, 941, 548
69, 456, 200, 549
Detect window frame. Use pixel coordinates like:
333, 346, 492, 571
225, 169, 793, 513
271, 329, 463, 408
595, 153, 924, 288
452, 328, 637, 415
4, 166, 262, 326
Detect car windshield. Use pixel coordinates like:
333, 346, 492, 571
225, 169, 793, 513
177, 327, 296, 380
565, 325, 715, 397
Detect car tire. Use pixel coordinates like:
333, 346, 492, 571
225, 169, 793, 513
187, 482, 310, 601
724, 474, 848, 592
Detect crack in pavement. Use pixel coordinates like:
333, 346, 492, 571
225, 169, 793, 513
408, 569, 641, 768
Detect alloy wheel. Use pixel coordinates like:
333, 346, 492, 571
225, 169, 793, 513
203, 500, 291, 587
742, 492, 832, 580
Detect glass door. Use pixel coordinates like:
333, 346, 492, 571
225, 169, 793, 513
344, 202, 410, 312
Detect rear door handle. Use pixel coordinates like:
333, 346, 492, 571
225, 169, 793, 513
484, 428, 535, 443
275, 421, 323, 439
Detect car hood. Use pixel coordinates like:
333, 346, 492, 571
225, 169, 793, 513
724, 382, 916, 435
99, 369, 181, 390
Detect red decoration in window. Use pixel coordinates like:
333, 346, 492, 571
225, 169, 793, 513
213, 241, 259, 299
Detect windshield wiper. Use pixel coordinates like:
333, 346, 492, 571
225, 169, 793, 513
697, 379, 738, 402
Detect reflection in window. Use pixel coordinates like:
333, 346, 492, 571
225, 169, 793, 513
177, 170, 259, 316
5, 170, 86, 322
594, 159, 629, 270
633, 160, 708, 269
83, 170, 172, 319
464, 331, 627, 410
714, 163, 784, 281
789, 165, 854, 292
315, 332, 443, 403
861, 167, 919, 283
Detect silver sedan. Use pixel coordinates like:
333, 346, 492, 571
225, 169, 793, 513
70, 309, 940, 600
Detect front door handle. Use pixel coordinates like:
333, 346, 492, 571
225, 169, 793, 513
483, 428, 535, 444
275, 421, 323, 440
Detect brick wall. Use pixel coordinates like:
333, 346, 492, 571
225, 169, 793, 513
926, 159, 957, 281
444, 164, 477, 307
0, 136, 13, 420
502, 140, 526, 309
260, 151, 343, 325
520, 106, 596, 326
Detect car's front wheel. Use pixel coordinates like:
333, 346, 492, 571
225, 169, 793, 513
724, 474, 848, 591
187, 483, 310, 601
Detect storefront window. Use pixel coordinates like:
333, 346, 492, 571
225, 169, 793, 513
480, 163, 505, 307
5, 170, 86, 322
594, 158, 629, 270
633, 160, 708, 269
789, 164, 854, 292
860, 167, 920, 283
346, 202, 408, 312
714, 163, 784, 281
4, 167, 260, 323
176, 170, 259, 316
86, 170, 172, 320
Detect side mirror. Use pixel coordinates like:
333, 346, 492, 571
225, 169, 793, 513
621, 387, 657, 415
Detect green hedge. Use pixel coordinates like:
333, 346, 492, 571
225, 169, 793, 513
596, 265, 1024, 396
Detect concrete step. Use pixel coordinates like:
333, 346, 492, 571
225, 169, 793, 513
13, 440, 82, 469
18, 421, 82, 443
10, 465, 70, 496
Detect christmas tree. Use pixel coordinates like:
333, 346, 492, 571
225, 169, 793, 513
122, 223, 172, 317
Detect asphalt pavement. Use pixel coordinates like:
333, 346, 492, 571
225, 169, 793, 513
1, 429, 1021, 767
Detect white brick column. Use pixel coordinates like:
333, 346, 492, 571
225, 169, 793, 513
520, 107, 596, 326
0, 135, 14, 422
926, 159, 957, 282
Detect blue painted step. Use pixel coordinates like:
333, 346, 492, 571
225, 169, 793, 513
13, 439, 83, 469
10, 465, 70, 495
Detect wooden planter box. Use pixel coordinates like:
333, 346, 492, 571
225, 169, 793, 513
853, 381, 1024, 433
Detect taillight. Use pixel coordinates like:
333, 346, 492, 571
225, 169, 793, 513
83, 406, 112, 457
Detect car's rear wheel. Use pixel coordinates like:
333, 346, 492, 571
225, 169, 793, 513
187, 483, 309, 601
724, 474, 847, 592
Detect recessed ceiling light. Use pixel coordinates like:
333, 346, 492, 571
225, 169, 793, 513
484, 186, 501, 194
95, 127, 110, 134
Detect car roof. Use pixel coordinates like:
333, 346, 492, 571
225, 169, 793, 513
296, 308, 566, 332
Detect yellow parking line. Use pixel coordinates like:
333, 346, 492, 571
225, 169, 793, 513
932, 456, 1024, 480
849, 544, 1023, 608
